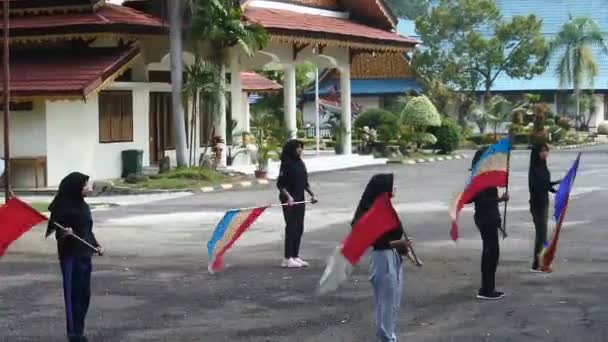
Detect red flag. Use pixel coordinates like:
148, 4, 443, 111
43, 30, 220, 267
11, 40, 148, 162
0, 197, 48, 257
318, 192, 400, 295
341, 192, 400, 265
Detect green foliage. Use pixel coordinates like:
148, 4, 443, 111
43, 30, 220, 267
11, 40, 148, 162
250, 111, 283, 170
401, 95, 442, 128
412, 132, 438, 146
413, 0, 547, 96
189, 0, 268, 56
385, 0, 428, 20
355, 109, 400, 143
549, 17, 608, 129
598, 121, 608, 135
432, 118, 461, 153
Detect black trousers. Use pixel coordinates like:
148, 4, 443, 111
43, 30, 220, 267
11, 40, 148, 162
283, 204, 305, 259
60, 256, 92, 339
531, 205, 549, 269
475, 219, 500, 294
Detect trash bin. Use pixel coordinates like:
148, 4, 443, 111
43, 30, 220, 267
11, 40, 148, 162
121, 150, 143, 178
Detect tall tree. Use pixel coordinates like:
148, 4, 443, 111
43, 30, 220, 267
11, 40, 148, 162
413, 0, 548, 130
189, 0, 268, 164
549, 17, 608, 127
169, 0, 188, 167
385, 0, 428, 20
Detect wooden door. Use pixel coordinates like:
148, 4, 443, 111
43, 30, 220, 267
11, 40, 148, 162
149, 92, 172, 164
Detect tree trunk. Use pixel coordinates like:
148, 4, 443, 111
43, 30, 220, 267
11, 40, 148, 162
576, 88, 581, 130
217, 60, 227, 167
169, 0, 188, 167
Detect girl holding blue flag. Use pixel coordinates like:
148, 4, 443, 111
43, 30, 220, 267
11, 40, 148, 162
528, 143, 560, 273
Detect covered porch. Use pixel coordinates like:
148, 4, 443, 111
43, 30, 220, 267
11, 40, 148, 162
221, 1, 417, 165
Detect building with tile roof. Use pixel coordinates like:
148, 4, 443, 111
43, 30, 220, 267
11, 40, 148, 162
427, 0, 608, 131
300, 17, 421, 137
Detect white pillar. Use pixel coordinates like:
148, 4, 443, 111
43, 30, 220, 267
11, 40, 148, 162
217, 63, 227, 166
340, 65, 352, 155
283, 63, 297, 140
230, 54, 243, 145
242, 92, 251, 133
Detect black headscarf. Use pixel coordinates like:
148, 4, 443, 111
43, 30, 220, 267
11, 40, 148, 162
530, 143, 549, 169
529, 143, 553, 207
471, 147, 488, 170
352, 173, 395, 225
46, 172, 89, 237
280, 139, 303, 164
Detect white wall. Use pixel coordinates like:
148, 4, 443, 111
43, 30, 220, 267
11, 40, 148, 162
0, 101, 47, 187
302, 96, 381, 126
45, 87, 150, 187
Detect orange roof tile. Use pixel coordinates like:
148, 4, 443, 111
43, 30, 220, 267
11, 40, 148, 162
241, 72, 282, 92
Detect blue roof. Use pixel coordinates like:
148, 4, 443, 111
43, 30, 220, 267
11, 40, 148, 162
303, 78, 422, 99
428, 0, 608, 91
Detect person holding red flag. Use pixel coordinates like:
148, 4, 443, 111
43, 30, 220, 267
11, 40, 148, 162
351, 174, 410, 342
46, 172, 103, 342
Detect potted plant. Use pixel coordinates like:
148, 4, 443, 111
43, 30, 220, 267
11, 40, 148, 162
255, 143, 272, 178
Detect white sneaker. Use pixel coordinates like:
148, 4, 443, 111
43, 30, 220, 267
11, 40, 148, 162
294, 258, 309, 267
282, 258, 302, 268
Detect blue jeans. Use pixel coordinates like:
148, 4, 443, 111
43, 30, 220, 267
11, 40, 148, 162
60, 257, 92, 339
369, 249, 403, 342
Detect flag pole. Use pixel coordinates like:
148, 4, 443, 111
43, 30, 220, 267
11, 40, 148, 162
3, 0, 10, 202
50, 221, 99, 252
228, 200, 312, 212
500, 135, 512, 239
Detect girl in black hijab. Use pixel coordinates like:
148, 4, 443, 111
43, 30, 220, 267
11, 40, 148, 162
277, 140, 316, 268
353, 173, 410, 342
528, 143, 559, 272
47, 172, 103, 342
468, 148, 509, 300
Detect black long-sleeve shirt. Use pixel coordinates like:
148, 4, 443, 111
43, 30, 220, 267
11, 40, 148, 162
52, 204, 99, 258
471, 188, 502, 227
529, 166, 558, 209
277, 159, 310, 202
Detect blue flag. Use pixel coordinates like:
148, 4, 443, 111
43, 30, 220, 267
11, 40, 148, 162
553, 153, 581, 222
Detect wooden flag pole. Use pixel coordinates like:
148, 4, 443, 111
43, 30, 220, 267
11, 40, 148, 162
500, 135, 512, 239
50, 221, 99, 252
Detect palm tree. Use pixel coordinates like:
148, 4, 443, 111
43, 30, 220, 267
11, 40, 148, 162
549, 17, 608, 127
169, 0, 188, 167
188, 0, 268, 165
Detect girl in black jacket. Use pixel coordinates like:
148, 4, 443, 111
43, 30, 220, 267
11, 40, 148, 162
469, 148, 509, 300
47, 172, 103, 342
277, 140, 316, 268
528, 143, 559, 272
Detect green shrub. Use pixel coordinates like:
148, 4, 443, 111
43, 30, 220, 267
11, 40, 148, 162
432, 118, 461, 153
401, 95, 442, 127
544, 118, 556, 127
355, 108, 400, 143
468, 135, 484, 145
557, 117, 571, 130
598, 121, 608, 135
513, 133, 529, 145
529, 132, 548, 145
481, 133, 498, 145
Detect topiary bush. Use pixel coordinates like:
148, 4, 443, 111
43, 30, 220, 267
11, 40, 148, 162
432, 118, 461, 153
401, 95, 442, 127
598, 121, 608, 135
401, 95, 441, 150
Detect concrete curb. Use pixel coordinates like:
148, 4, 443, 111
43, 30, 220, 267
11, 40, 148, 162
553, 142, 604, 150
199, 179, 270, 193
387, 154, 467, 165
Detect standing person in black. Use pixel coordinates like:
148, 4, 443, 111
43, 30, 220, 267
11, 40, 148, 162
468, 148, 509, 300
46, 172, 103, 342
277, 140, 317, 268
529, 143, 559, 273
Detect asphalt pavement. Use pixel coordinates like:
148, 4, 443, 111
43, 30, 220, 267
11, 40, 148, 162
2, 147, 608, 341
